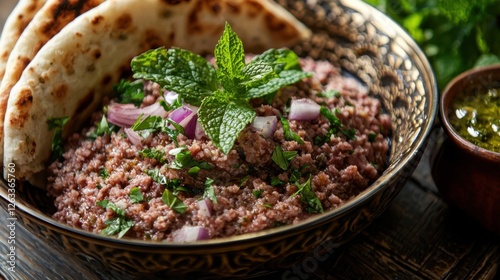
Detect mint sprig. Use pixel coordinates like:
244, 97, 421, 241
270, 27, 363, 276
131, 22, 311, 154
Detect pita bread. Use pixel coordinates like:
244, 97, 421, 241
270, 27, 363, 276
0, 0, 104, 166
3, 0, 311, 180
0, 0, 47, 83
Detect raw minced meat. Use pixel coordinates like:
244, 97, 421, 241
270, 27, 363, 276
47, 57, 391, 241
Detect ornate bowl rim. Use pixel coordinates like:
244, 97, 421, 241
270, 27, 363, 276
0, 0, 439, 250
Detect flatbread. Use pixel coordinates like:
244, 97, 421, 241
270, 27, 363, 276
0, 0, 104, 166
0, 0, 47, 83
3, 0, 311, 180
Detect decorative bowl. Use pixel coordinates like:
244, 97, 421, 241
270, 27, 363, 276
0, 0, 438, 278
431, 64, 500, 235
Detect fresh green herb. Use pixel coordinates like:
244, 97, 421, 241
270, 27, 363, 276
162, 189, 188, 214
188, 166, 201, 177
88, 115, 119, 140
240, 175, 250, 187
129, 187, 144, 204
96, 200, 133, 238
203, 178, 218, 204
264, 203, 272, 208
131, 115, 183, 145
363, 0, 500, 90
99, 167, 109, 179
47, 116, 70, 161
289, 168, 302, 184
139, 148, 166, 163
293, 176, 323, 214
319, 106, 357, 142
368, 132, 378, 143
271, 177, 285, 186
253, 189, 263, 199
147, 169, 186, 195
318, 89, 341, 99
169, 147, 212, 171
114, 79, 145, 107
280, 117, 304, 144
131, 22, 311, 154
272, 146, 298, 170
96, 184, 102, 190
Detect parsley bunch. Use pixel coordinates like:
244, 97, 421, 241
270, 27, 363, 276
364, 0, 500, 90
130, 22, 311, 154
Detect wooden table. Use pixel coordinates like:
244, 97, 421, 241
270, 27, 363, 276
0, 1, 499, 279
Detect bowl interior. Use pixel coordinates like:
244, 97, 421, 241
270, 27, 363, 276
1, 0, 438, 250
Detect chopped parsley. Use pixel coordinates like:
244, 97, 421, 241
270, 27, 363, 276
131, 115, 183, 145
169, 147, 212, 171
139, 148, 166, 163
368, 132, 378, 142
203, 178, 218, 204
99, 167, 109, 179
96, 200, 133, 238
147, 169, 186, 195
131, 22, 311, 154
280, 117, 304, 144
88, 115, 119, 140
317, 89, 340, 99
272, 146, 297, 170
47, 116, 70, 161
253, 189, 263, 199
318, 106, 357, 144
162, 189, 187, 214
293, 176, 323, 214
129, 187, 144, 204
114, 79, 145, 107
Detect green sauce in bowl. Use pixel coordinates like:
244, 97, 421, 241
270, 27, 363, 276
449, 87, 500, 153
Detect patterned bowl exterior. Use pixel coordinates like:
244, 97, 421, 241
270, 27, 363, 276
0, 0, 438, 278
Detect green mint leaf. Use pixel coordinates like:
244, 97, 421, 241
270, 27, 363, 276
241, 61, 278, 89
114, 79, 145, 107
280, 117, 304, 144
203, 178, 218, 204
131, 47, 218, 106
88, 115, 119, 140
251, 48, 303, 73
139, 148, 166, 163
272, 146, 297, 170
243, 70, 312, 99
215, 22, 246, 94
47, 116, 70, 161
293, 176, 323, 214
198, 95, 256, 154
129, 187, 144, 204
162, 189, 187, 214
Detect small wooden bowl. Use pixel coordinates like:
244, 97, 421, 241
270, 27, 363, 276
432, 64, 500, 234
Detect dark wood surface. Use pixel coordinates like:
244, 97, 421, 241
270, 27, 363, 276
1, 1, 499, 279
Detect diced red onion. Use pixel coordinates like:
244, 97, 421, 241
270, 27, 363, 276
197, 198, 213, 217
288, 98, 321, 121
107, 102, 168, 128
164, 91, 178, 104
172, 226, 210, 242
168, 105, 199, 139
195, 121, 206, 140
124, 128, 142, 146
250, 116, 277, 138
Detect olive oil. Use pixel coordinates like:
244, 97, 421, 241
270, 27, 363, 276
449, 87, 500, 153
